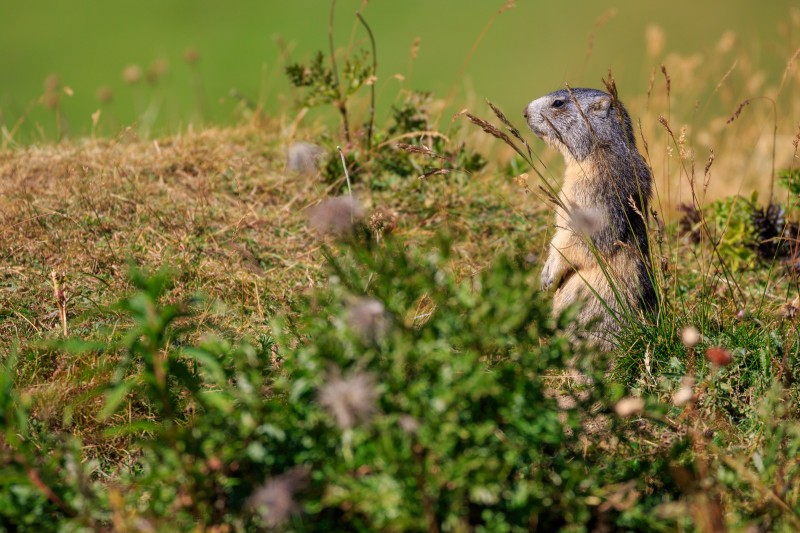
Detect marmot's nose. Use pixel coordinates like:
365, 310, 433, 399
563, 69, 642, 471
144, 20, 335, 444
523, 106, 529, 119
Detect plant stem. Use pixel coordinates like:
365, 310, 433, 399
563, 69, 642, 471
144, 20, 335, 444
357, 12, 377, 152
337, 146, 352, 198
412, 442, 439, 533
328, 0, 351, 143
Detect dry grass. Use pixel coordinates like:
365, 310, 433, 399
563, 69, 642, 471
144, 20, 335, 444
0, 119, 544, 457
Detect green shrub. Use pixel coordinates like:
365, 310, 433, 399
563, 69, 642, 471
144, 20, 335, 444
1, 231, 696, 531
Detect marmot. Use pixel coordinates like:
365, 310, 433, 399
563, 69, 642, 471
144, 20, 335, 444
524, 88, 656, 349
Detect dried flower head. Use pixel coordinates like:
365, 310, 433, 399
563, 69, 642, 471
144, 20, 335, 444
680, 326, 701, 348
286, 141, 325, 175
95, 86, 113, 104
369, 207, 398, 241
672, 377, 695, 407
399, 415, 420, 434
568, 207, 605, 237
727, 99, 751, 124
319, 369, 378, 430
705, 346, 733, 367
123, 64, 142, 85
184, 47, 200, 65
716, 31, 737, 54
41, 92, 60, 111
614, 397, 645, 417
347, 297, 390, 342
44, 74, 61, 94
307, 197, 364, 237
782, 297, 799, 320
660, 63, 671, 96
409, 37, 421, 61
248, 466, 310, 528
396, 142, 447, 160
147, 57, 169, 84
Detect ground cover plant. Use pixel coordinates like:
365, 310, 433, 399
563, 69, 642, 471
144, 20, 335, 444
2, 3, 800, 531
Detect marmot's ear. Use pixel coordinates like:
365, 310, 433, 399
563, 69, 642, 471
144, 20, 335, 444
589, 96, 612, 117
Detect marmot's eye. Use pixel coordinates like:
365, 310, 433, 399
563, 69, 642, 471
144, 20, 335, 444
552, 99, 565, 108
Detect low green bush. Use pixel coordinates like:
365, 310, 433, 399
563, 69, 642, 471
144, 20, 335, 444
1, 230, 696, 531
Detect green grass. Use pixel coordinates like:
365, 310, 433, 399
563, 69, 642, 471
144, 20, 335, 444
1, 1, 797, 142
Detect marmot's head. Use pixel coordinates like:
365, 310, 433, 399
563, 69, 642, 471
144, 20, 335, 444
524, 88, 636, 163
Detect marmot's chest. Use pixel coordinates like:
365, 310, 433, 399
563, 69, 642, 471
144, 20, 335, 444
559, 176, 602, 209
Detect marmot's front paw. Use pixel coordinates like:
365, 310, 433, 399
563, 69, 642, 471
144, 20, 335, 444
541, 256, 563, 291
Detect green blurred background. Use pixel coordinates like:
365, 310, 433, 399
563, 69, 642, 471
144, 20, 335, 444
1, 0, 797, 143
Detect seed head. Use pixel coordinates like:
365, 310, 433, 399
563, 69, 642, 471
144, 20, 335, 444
44, 74, 61, 92
184, 47, 200, 65
368, 207, 398, 240
147, 57, 169, 84
399, 415, 420, 434
307, 197, 364, 237
286, 141, 325, 175
568, 207, 605, 237
41, 92, 59, 110
645, 25, 665, 58
318, 369, 378, 430
680, 326, 701, 348
347, 297, 390, 343
672, 377, 695, 407
248, 466, 310, 528
123, 64, 142, 85
95, 86, 114, 103
781, 297, 800, 320
614, 397, 645, 417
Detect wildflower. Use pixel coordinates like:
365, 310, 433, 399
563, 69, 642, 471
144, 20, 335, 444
318, 369, 377, 429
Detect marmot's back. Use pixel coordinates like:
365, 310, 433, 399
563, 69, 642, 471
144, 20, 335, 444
524, 88, 655, 348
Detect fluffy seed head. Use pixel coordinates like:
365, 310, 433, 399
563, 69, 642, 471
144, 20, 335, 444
347, 297, 390, 343
307, 197, 364, 237
568, 207, 605, 236
286, 141, 325, 175
645, 25, 665, 58
95, 86, 113, 103
680, 326, 701, 348
672, 377, 695, 407
248, 466, 310, 528
614, 397, 645, 417
123, 64, 142, 85
319, 369, 378, 429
